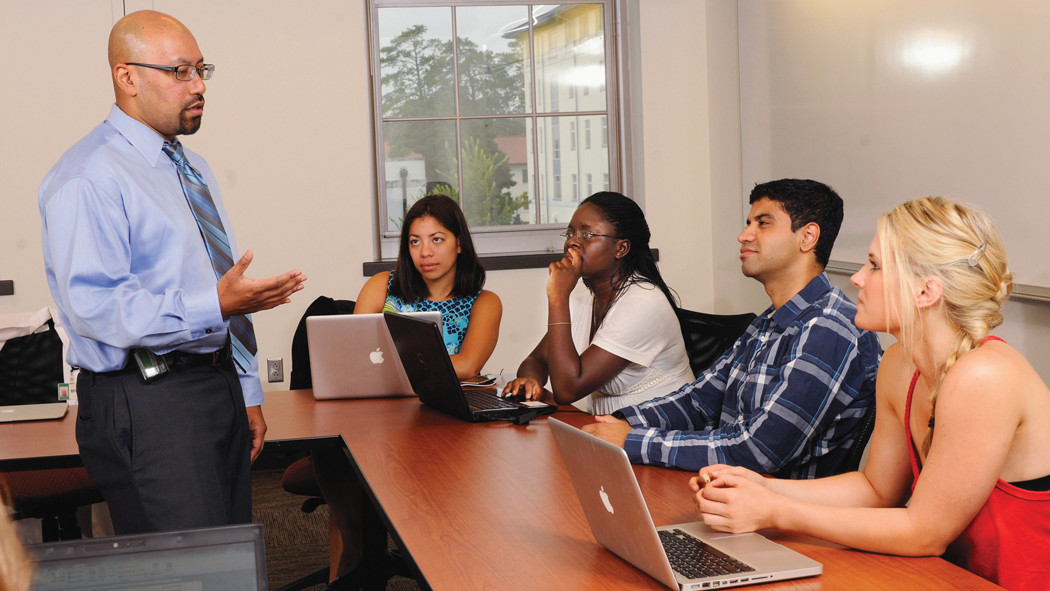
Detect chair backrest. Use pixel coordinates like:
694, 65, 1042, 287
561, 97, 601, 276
675, 308, 757, 377
289, 296, 355, 390
843, 402, 877, 472
0, 318, 64, 405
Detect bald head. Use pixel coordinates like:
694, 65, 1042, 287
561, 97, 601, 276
109, 10, 193, 69
108, 10, 207, 140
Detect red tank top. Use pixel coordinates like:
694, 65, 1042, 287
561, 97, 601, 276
904, 336, 1050, 589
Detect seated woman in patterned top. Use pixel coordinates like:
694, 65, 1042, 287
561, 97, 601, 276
354, 194, 502, 379
317, 195, 502, 590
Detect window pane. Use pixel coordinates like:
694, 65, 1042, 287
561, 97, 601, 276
460, 118, 533, 227
382, 120, 457, 232
379, 7, 455, 118
528, 5, 606, 114
456, 6, 529, 116
371, 1, 620, 256
534, 115, 607, 224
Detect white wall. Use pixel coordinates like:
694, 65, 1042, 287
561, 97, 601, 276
4, 1, 1045, 389
702, 0, 1050, 382
0, 0, 721, 389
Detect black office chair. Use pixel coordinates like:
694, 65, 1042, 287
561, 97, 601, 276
277, 296, 355, 591
843, 402, 877, 472
0, 316, 104, 541
288, 296, 356, 392
675, 307, 757, 376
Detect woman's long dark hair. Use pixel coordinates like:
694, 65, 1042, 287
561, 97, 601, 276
390, 194, 485, 302
581, 191, 678, 308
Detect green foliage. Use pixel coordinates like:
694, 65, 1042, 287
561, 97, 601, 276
381, 24, 531, 229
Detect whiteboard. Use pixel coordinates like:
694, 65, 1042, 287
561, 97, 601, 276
738, 0, 1050, 296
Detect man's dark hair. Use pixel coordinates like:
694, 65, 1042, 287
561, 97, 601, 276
749, 179, 844, 268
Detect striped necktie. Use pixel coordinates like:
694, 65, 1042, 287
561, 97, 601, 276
163, 140, 257, 372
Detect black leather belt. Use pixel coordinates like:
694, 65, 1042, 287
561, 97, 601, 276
159, 344, 232, 368
83, 344, 233, 380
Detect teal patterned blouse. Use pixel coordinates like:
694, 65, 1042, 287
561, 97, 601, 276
382, 272, 479, 354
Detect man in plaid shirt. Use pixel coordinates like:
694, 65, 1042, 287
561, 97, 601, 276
584, 179, 882, 478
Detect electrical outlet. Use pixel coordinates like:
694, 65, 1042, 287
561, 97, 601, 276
266, 358, 284, 383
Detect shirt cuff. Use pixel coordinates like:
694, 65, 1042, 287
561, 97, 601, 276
182, 286, 226, 339
618, 404, 646, 427
622, 429, 648, 463
239, 373, 264, 407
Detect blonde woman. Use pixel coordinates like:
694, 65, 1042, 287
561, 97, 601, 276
690, 197, 1050, 590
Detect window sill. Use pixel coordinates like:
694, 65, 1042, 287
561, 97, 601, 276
362, 249, 658, 276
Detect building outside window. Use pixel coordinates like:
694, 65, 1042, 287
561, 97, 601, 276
369, 1, 625, 257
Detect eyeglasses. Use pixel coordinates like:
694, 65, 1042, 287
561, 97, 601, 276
126, 63, 215, 81
559, 230, 621, 242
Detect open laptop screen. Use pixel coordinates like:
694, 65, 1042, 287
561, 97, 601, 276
26, 523, 266, 591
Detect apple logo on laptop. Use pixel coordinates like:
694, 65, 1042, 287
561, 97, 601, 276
369, 348, 384, 365
599, 485, 614, 514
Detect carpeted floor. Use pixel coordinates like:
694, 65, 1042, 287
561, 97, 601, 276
251, 468, 420, 591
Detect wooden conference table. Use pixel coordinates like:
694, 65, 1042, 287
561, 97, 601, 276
0, 391, 1001, 590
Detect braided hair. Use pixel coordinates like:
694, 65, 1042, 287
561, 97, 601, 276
878, 197, 1012, 455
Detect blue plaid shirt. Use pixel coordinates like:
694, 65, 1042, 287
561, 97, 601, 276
618, 273, 881, 479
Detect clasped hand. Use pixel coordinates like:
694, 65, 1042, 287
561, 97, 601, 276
218, 250, 306, 318
689, 465, 777, 534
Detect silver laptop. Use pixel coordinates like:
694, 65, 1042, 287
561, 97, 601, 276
549, 417, 822, 590
0, 402, 68, 423
307, 312, 441, 400
26, 523, 267, 591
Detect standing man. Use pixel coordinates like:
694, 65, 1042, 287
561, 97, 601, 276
39, 10, 305, 534
584, 179, 881, 479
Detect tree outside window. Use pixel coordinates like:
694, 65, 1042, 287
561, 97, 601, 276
371, 2, 619, 256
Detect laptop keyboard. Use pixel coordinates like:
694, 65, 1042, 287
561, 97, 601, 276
659, 529, 755, 580
464, 389, 518, 410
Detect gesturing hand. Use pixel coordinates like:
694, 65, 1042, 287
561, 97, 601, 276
218, 250, 306, 318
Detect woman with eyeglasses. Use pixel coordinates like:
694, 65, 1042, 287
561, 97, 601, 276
503, 191, 693, 414
691, 198, 1050, 590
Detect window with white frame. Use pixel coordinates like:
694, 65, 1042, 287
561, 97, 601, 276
369, 0, 626, 258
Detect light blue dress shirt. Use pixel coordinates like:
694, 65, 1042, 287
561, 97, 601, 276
39, 104, 262, 406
